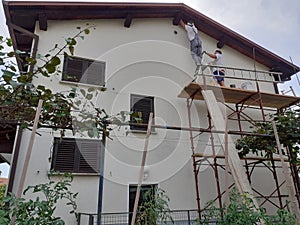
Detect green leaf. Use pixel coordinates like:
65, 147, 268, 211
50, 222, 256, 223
17, 75, 28, 83
86, 93, 93, 100
25, 56, 37, 65
50, 56, 61, 66
6, 38, 12, 47
87, 87, 95, 92
45, 64, 56, 74
9, 65, 17, 72
84, 29, 90, 34
7, 51, 15, 57
69, 46, 74, 55
68, 92, 76, 98
2, 70, 15, 83
37, 85, 46, 91
79, 89, 86, 97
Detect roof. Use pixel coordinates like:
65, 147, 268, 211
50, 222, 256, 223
2, 1, 300, 79
178, 82, 300, 109
0, 178, 9, 185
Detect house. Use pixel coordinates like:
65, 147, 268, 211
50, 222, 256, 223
0, 177, 8, 186
2, 1, 300, 224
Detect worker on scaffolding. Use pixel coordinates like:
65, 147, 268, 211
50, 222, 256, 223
204, 49, 225, 86
179, 19, 203, 73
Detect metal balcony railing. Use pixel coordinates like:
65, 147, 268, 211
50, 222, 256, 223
195, 64, 283, 84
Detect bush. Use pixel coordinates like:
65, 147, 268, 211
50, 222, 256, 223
201, 188, 297, 225
0, 173, 78, 225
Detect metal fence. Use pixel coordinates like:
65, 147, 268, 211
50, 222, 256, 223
77, 209, 221, 225
77, 208, 288, 225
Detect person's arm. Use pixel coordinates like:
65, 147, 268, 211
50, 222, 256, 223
179, 19, 186, 29
204, 52, 217, 59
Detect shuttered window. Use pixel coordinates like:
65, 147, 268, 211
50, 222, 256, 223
130, 94, 154, 131
51, 138, 101, 173
62, 56, 105, 86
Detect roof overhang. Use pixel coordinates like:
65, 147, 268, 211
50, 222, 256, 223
2, 1, 300, 80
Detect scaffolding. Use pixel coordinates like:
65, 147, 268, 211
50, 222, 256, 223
178, 65, 300, 220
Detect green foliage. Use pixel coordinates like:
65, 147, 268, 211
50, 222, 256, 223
0, 173, 77, 225
200, 189, 297, 225
236, 109, 299, 162
0, 25, 96, 132
0, 25, 131, 139
136, 187, 174, 225
0, 184, 6, 207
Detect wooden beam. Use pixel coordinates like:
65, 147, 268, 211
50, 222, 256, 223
124, 14, 132, 28
272, 121, 300, 224
130, 113, 153, 225
38, 13, 48, 31
172, 12, 181, 25
17, 99, 43, 197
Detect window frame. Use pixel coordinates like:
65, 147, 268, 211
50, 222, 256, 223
62, 55, 105, 86
128, 184, 157, 223
51, 137, 102, 174
130, 94, 155, 131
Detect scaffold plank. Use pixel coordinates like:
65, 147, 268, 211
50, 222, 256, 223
202, 90, 260, 208
178, 82, 300, 109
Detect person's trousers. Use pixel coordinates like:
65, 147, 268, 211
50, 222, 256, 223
190, 36, 202, 65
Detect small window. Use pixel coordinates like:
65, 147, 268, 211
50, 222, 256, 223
129, 184, 156, 224
51, 138, 102, 173
62, 55, 105, 86
130, 94, 154, 131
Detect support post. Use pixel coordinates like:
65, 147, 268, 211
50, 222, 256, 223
187, 99, 202, 220
272, 121, 300, 224
224, 118, 229, 209
17, 99, 43, 197
97, 123, 107, 225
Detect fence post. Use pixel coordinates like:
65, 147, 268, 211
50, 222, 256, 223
89, 215, 94, 225
187, 210, 191, 225
77, 213, 81, 225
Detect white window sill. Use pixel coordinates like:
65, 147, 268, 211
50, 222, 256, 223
59, 80, 106, 89
126, 130, 157, 135
48, 171, 100, 176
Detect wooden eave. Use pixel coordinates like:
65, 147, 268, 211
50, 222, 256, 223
2, 1, 300, 79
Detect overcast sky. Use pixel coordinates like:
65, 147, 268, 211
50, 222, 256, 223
0, 0, 300, 176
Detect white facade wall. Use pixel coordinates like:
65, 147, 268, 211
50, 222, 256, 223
11, 18, 284, 224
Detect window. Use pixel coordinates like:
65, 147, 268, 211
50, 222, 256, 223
130, 94, 154, 131
62, 55, 105, 86
128, 184, 156, 224
51, 137, 102, 173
